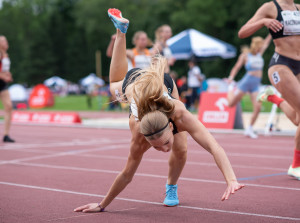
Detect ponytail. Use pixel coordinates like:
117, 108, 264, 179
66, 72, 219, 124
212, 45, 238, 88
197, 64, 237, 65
129, 55, 175, 121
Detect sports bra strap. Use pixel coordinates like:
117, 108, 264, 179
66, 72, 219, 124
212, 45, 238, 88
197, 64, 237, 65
273, 0, 282, 11
273, 0, 299, 11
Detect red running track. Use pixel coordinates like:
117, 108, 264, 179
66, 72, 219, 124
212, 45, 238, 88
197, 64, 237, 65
0, 123, 299, 223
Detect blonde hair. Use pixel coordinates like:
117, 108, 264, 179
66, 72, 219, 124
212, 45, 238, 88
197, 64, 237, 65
250, 36, 263, 54
128, 55, 175, 137
240, 45, 249, 54
140, 110, 169, 139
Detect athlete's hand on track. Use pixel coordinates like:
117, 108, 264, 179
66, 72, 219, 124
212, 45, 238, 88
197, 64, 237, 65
74, 203, 104, 213
264, 18, 283, 33
221, 181, 245, 201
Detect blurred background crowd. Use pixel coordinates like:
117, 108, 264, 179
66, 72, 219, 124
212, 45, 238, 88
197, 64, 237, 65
0, 0, 274, 112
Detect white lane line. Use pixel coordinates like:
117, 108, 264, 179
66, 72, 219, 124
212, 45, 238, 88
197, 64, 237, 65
0, 139, 130, 150
0, 144, 126, 165
46, 208, 138, 222
188, 150, 292, 160
0, 144, 289, 171
11, 162, 300, 191
79, 154, 288, 171
0, 181, 299, 221
46, 214, 99, 222
1, 142, 292, 161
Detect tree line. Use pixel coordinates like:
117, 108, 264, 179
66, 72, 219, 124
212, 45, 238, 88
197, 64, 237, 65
0, 0, 273, 86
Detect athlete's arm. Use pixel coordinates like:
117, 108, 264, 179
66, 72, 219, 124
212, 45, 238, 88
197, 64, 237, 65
74, 146, 145, 213
238, 3, 282, 38
260, 34, 272, 55
74, 118, 150, 213
176, 106, 244, 200
106, 34, 116, 58
228, 53, 246, 82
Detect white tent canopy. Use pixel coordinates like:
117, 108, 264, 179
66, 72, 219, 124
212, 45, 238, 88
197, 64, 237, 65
44, 76, 67, 87
167, 29, 236, 60
80, 73, 105, 86
8, 84, 28, 101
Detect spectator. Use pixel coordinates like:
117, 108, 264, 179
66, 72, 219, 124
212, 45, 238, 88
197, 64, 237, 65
153, 25, 176, 73
187, 59, 205, 111
106, 31, 154, 69
0, 35, 15, 142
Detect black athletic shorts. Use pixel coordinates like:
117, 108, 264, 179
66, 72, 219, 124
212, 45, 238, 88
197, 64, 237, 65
0, 80, 8, 92
269, 52, 300, 76
122, 68, 174, 95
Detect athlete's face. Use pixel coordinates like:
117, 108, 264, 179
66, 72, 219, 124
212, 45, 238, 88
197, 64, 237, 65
136, 33, 148, 49
147, 124, 174, 152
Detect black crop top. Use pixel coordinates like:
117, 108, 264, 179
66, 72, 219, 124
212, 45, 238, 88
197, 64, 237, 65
169, 118, 178, 135
269, 0, 300, 39
122, 68, 174, 95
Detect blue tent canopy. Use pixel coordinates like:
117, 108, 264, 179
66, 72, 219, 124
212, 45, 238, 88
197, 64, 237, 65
166, 29, 236, 60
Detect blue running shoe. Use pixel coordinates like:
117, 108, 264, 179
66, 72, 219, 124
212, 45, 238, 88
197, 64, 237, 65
108, 8, 129, 33
163, 184, 179, 206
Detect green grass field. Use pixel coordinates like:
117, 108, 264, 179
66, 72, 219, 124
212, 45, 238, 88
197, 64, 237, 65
0, 94, 274, 112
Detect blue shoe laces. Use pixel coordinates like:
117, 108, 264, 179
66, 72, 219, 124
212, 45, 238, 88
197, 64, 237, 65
165, 185, 177, 200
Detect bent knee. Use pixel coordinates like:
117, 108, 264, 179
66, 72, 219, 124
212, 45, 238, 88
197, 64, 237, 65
172, 147, 187, 159
293, 114, 300, 126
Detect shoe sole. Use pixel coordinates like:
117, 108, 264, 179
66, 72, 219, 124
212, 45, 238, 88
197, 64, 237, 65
108, 8, 122, 18
257, 87, 275, 102
108, 8, 129, 33
287, 167, 300, 180
163, 203, 179, 207
288, 172, 300, 180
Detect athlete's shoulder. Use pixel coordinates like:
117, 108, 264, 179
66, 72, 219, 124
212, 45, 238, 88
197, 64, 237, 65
173, 100, 189, 118
257, 1, 275, 11
263, 1, 277, 11
255, 1, 277, 19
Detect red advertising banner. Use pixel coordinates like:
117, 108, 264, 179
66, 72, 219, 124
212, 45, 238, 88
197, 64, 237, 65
12, 111, 81, 124
198, 92, 236, 129
29, 84, 54, 108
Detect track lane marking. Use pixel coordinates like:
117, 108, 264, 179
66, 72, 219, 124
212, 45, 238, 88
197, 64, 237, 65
0, 181, 299, 221
0, 144, 126, 165
8, 162, 300, 191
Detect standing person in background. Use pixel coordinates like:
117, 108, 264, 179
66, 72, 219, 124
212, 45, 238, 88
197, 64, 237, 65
239, 0, 300, 179
0, 35, 15, 143
187, 59, 205, 111
177, 76, 190, 106
106, 31, 153, 69
153, 25, 176, 73
227, 35, 271, 139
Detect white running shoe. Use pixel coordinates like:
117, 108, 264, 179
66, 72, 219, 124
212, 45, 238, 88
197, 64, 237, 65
228, 81, 237, 92
257, 86, 275, 102
244, 127, 258, 139
287, 165, 300, 180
